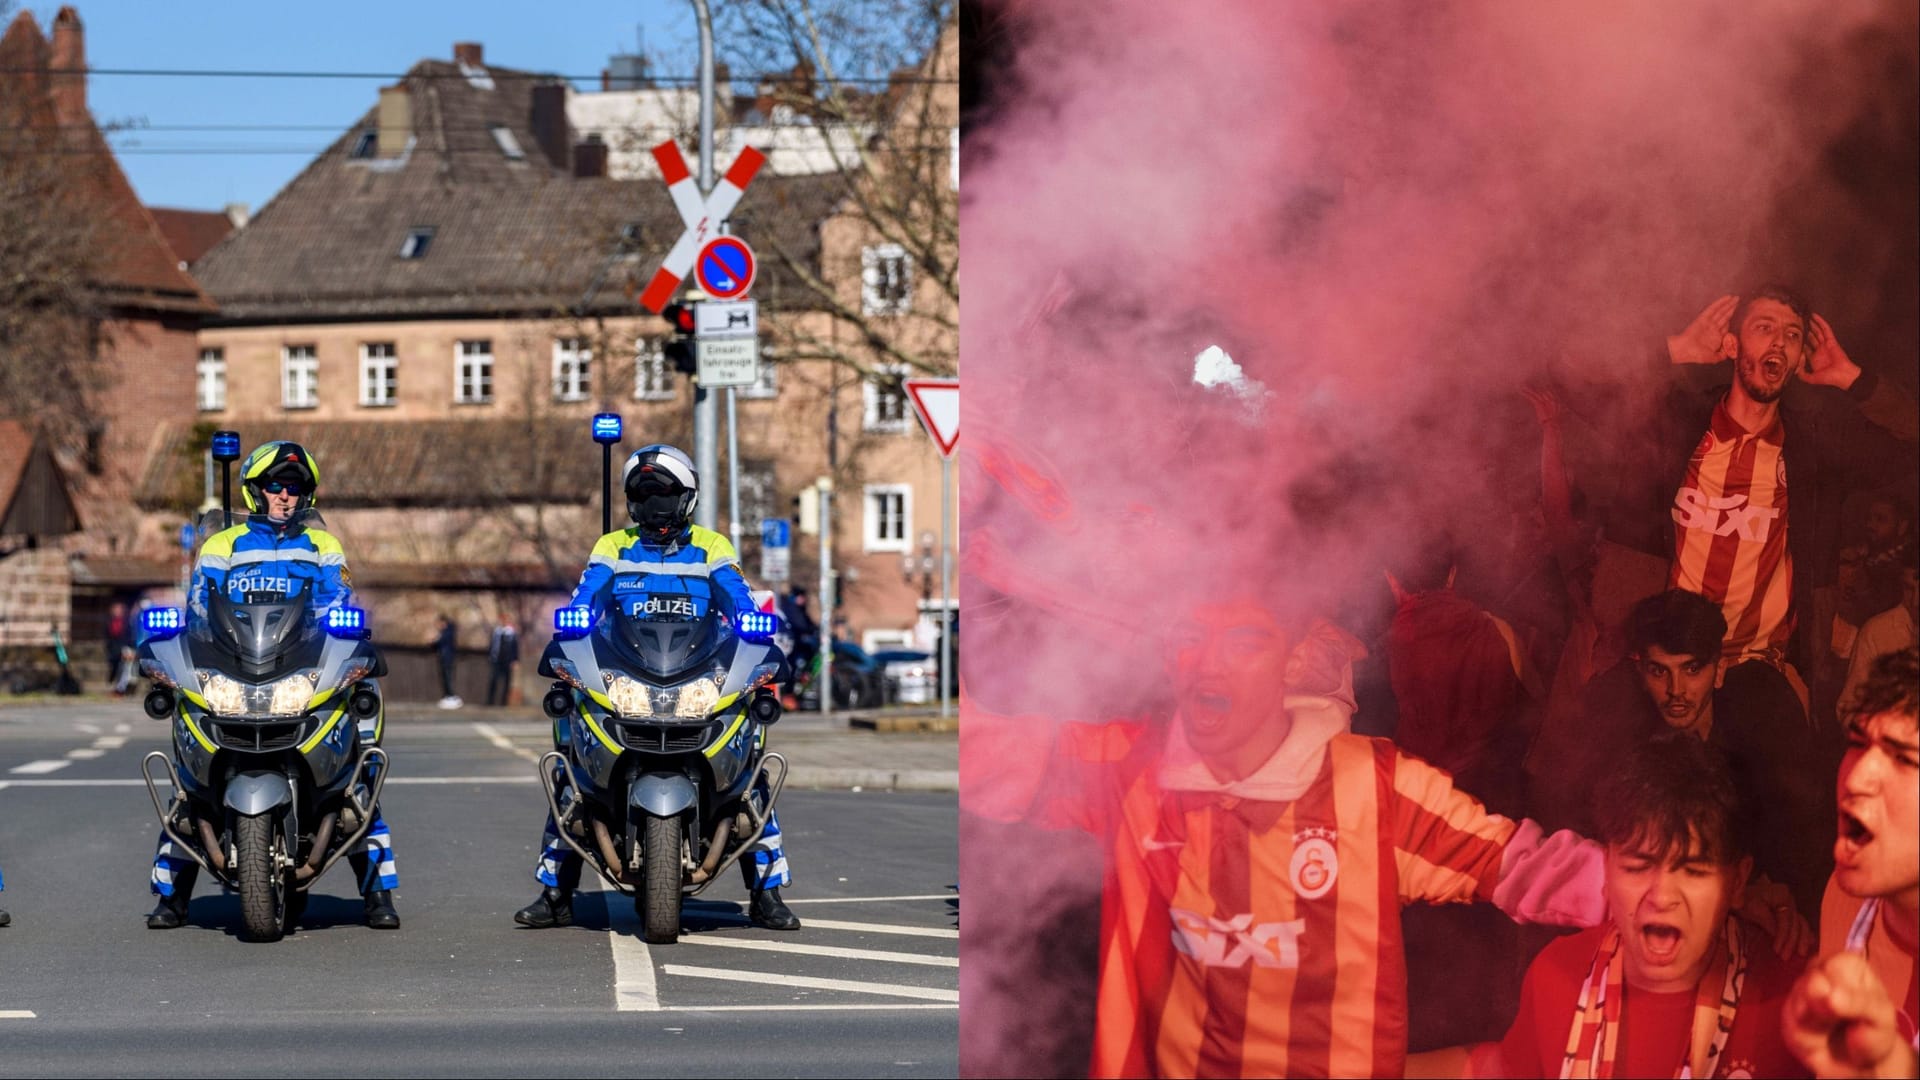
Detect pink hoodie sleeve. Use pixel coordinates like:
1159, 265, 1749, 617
1490, 819, 1608, 927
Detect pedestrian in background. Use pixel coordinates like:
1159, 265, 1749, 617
486, 611, 519, 707
432, 614, 461, 709
103, 600, 133, 697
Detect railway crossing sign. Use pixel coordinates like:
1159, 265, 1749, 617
636, 141, 766, 313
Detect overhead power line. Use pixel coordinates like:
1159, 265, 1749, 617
0, 66, 958, 86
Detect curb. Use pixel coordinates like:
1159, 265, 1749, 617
785, 768, 958, 792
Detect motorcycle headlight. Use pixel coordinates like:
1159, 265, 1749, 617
605, 675, 654, 718
674, 677, 720, 718
196, 670, 246, 715
268, 671, 320, 716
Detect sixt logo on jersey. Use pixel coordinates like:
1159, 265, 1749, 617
1671, 487, 1780, 542
1168, 908, 1307, 970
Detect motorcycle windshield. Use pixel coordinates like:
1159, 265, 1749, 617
608, 601, 729, 677
199, 585, 320, 666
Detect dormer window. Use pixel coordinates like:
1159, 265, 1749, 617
399, 227, 435, 259
490, 125, 525, 161
350, 130, 377, 159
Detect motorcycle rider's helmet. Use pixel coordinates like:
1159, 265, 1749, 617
624, 444, 698, 542
239, 441, 321, 517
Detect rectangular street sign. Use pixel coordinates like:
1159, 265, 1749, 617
696, 299, 757, 338
759, 518, 792, 582
696, 336, 759, 387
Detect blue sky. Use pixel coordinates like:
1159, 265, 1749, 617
31, 0, 702, 210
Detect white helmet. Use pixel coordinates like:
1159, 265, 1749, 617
623, 444, 698, 540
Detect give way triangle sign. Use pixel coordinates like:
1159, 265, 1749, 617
903, 378, 959, 458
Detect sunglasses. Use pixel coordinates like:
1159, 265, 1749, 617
261, 481, 306, 496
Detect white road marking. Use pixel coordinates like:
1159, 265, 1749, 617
93, 735, 129, 750
75, 723, 101, 735
583, 878, 660, 1012
678, 936, 956, 967
783, 894, 955, 904
663, 965, 959, 1002
472, 722, 541, 764
0, 1011, 37, 1019
66, 748, 105, 760
7, 760, 70, 775
800, 918, 959, 939
114, 723, 131, 735
661, 1004, 957, 1012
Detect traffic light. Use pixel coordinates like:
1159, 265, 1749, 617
662, 301, 697, 375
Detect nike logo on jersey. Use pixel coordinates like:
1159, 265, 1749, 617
1671, 486, 1779, 542
1169, 908, 1306, 969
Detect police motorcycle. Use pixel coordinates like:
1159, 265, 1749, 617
534, 413, 789, 944
134, 431, 389, 943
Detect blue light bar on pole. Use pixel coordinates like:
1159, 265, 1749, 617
591, 414, 623, 444
210, 431, 242, 461
140, 607, 185, 639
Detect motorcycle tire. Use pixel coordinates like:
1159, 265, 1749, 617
235, 812, 287, 943
638, 813, 683, 944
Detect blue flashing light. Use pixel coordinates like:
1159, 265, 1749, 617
210, 431, 242, 462
591, 413, 623, 444
324, 606, 368, 637
736, 611, 778, 642
554, 605, 595, 638
140, 607, 185, 639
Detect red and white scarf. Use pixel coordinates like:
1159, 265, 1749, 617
1559, 917, 1747, 1079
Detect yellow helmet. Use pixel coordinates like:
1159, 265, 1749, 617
239, 441, 321, 514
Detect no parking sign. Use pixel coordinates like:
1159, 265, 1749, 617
695, 237, 755, 300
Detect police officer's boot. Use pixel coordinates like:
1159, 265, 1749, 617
364, 889, 400, 930
741, 857, 800, 931
0, 908, 10, 927
513, 887, 574, 928
146, 865, 197, 929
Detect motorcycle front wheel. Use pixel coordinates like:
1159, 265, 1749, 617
638, 813, 683, 944
235, 812, 287, 942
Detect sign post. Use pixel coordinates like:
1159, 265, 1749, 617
903, 379, 959, 718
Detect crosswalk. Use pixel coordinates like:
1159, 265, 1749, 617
5, 723, 132, 777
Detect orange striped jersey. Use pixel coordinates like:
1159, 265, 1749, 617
1035, 722, 1520, 1078
1668, 397, 1793, 661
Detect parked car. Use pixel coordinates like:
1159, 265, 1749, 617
795, 640, 887, 711
872, 649, 936, 705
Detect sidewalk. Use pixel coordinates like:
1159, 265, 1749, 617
387, 701, 959, 793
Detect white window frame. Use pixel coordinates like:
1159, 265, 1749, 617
196, 348, 226, 411
359, 342, 397, 407
281, 344, 318, 410
634, 338, 675, 402
398, 227, 434, 259
455, 339, 493, 404
863, 364, 912, 434
738, 356, 778, 400
862, 243, 912, 316
552, 337, 592, 402
489, 124, 525, 161
863, 483, 912, 553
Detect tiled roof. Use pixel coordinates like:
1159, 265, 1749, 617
0, 421, 32, 519
192, 59, 842, 323
150, 207, 235, 267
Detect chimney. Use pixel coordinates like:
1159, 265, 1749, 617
453, 42, 483, 67
377, 84, 411, 157
573, 136, 607, 178
224, 203, 250, 229
529, 83, 569, 170
49, 6, 86, 128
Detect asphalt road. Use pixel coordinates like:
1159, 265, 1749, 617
0, 705, 957, 1077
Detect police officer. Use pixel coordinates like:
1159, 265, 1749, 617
514, 445, 800, 932
147, 442, 402, 931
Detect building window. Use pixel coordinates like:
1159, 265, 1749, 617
350, 130, 377, 159
738, 461, 777, 540
456, 340, 493, 404
281, 344, 318, 409
863, 364, 911, 433
634, 338, 675, 401
489, 125, 525, 161
863, 484, 911, 553
862, 243, 912, 316
738, 357, 778, 400
196, 348, 226, 411
399, 227, 435, 259
360, 342, 398, 407
552, 337, 592, 402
